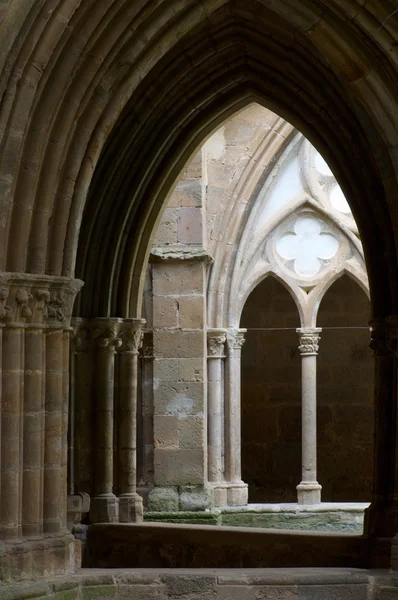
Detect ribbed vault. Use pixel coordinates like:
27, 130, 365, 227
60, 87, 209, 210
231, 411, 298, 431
0, 0, 397, 319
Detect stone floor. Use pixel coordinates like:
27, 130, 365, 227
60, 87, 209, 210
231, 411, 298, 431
145, 502, 369, 532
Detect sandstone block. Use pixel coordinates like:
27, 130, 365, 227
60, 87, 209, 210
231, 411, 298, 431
178, 207, 203, 244
153, 263, 205, 296
178, 416, 204, 449
153, 330, 205, 359
154, 381, 205, 416
178, 358, 205, 382
178, 295, 205, 329
153, 296, 178, 328
179, 485, 211, 511
154, 449, 205, 485
148, 486, 179, 511
154, 415, 179, 448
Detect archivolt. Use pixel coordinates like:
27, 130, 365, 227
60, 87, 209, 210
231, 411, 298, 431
0, 0, 397, 319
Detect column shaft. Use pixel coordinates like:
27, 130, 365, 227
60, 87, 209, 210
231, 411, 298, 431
44, 327, 64, 533
224, 329, 248, 506
90, 322, 121, 523
1, 326, 23, 539
207, 331, 226, 483
23, 326, 44, 536
118, 320, 145, 522
296, 328, 322, 505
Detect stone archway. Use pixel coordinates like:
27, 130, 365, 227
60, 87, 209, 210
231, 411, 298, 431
0, 0, 397, 579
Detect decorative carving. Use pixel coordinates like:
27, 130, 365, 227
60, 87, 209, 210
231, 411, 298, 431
15, 289, 33, 321
207, 333, 226, 357
93, 328, 122, 351
0, 275, 83, 327
46, 293, 66, 324
119, 326, 144, 354
73, 325, 91, 353
0, 288, 11, 322
226, 329, 245, 351
297, 329, 321, 355
276, 216, 339, 278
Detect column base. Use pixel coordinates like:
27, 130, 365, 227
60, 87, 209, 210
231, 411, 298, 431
119, 493, 144, 523
296, 482, 322, 505
90, 494, 119, 523
0, 532, 75, 582
210, 482, 248, 507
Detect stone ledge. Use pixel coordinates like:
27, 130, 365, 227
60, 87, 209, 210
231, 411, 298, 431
0, 568, 396, 600
150, 246, 214, 263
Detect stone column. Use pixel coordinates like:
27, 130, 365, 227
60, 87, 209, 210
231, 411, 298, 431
0, 275, 82, 579
117, 319, 145, 522
207, 329, 227, 506
137, 331, 154, 504
224, 328, 248, 507
90, 319, 122, 523
296, 328, 322, 505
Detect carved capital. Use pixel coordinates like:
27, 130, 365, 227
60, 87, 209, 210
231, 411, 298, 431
140, 331, 153, 358
226, 329, 246, 351
93, 327, 122, 351
0, 274, 83, 327
119, 327, 144, 354
207, 330, 226, 357
72, 321, 92, 353
297, 328, 321, 356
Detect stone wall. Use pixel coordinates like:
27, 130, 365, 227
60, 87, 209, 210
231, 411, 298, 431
240, 275, 372, 504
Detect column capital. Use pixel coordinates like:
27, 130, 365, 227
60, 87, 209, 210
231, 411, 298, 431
0, 273, 83, 327
119, 318, 146, 354
92, 318, 123, 351
72, 318, 92, 353
226, 328, 246, 351
207, 329, 227, 357
297, 328, 322, 356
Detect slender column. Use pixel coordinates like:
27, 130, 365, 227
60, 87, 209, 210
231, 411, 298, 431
43, 326, 65, 532
296, 328, 322, 505
224, 328, 248, 506
138, 332, 154, 494
118, 319, 145, 522
72, 320, 93, 495
90, 320, 121, 523
207, 330, 226, 482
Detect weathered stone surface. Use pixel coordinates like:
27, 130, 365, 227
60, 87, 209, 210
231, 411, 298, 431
148, 487, 179, 512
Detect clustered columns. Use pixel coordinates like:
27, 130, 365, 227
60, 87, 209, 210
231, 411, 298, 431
118, 319, 146, 522
296, 328, 322, 505
89, 318, 145, 524
0, 274, 82, 577
207, 328, 248, 507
